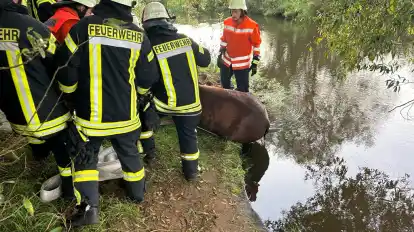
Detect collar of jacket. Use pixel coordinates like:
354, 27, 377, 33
0, 2, 28, 14
144, 19, 178, 37
55, 6, 78, 15
92, 0, 133, 23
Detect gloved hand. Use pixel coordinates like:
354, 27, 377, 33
65, 122, 88, 163
217, 47, 226, 68
250, 55, 260, 76
138, 92, 153, 112
138, 92, 161, 131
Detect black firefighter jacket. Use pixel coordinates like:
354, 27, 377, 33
55, 0, 159, 137
28, 0, 55, 22
0, 2, 70, 143
145, 22, 211, 116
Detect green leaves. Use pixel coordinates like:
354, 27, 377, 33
23, 198, 34, 216
315, 0, 414, 73
49, 227, 63, 232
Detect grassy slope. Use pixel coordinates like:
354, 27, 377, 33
0, 125, 264, 232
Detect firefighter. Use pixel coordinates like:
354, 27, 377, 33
55, 0, 159, 227
141, 2, 211, 181
29, 0, 95, 161
131, 14, 158, 165
218, 0, 261, 93
0, 0, 74, 199
137, 95, 158, 165
44, 0, 96, 44
28, 0, 55, 22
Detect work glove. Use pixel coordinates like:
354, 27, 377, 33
65, 122, 90, 165
217, 47, 226, 68
138, 92, 161, 131
250, 55, 260, 76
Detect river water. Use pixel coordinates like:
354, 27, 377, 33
175, 16, 414, 230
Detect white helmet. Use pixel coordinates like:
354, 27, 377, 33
142, 1, 170, 22
110, 0, 134, 7
53, 0, 96, 8
73, 0, 95, 8
229, 0, 247, 10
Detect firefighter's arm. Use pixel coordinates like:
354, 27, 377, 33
220, 23, 227, 52
58, 19, 78, 44
135, 34, 159, 95
39, 31, 59, 79
36, 0, 56, 22
54, 25, 82, 94
190, 39, 211, 68
251, 23, 262, 60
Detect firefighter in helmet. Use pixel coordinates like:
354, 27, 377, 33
0, 0, 74, 200
141, 2, 211, 181
44, 0, 96, 44
218, 0, 261, 92
55, 0, 159, 227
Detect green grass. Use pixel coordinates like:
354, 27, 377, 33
0, 125, 255, 232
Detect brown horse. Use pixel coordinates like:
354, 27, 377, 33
198, 85, 270, 143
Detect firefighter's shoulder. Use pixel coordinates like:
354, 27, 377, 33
0, 13, 51, 44
223, 17, 233, 23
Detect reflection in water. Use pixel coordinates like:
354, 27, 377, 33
176, 17, 412, 227
267, 157, 414, 232
240, 142, 270, 202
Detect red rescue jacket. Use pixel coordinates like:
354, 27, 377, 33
44, 7, 79, 44
220, 16, 261, 70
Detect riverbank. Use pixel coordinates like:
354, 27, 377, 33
0, 124, 265, 231
135, 0, 320, 22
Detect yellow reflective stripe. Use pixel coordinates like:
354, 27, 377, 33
58, 166, 72, 177
143, 102, 150, 111
37, 0, 55, 5
75, 125, 88, 142
76, 121, 141, 137
252, 59, 259, 65
123, 168, 145, 182
140, 131, 153, 139
153, 97, 199, 111
137, 141, 143, 153
186, 51, 200, 106
154, 102, 202, 114
128, 49, 140, 119
27, 137, 45, 144
12, 123, 67, 137
158, 59, 176, 107
6, 50, 40, 125
74, 116, 140, 129
47, 34, 57, 54
59, 81, 77, 93
11, 112, 70, 133
199, 46, 204, 54
181, 151, 199, 161
147, 50, 154, 62
137, 87, 149, 95
74, 170, 99, 182
89, 44, 102, 122
64, 34, 78, 54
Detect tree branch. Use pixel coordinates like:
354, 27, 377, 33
388, 99, 414, 112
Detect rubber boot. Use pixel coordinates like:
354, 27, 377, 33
181, 159, 198, 181
67, 203, 99, 228
143, 151, 156, 166
61, 177, 75, 201
124, 178, 146, 204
